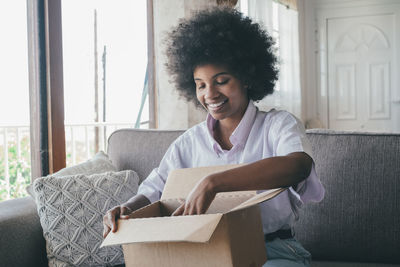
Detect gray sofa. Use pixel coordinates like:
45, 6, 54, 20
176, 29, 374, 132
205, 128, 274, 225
1, 129, 399, 267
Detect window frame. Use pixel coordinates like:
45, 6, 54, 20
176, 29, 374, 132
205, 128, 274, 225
28, 0, 156, 180
28, 0, 66, 178
44, 0, 66, 174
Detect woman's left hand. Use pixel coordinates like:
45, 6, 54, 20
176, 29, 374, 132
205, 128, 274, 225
172, 175, 217, 216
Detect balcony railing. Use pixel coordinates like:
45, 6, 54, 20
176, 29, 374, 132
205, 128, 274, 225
0, 122, 148, 201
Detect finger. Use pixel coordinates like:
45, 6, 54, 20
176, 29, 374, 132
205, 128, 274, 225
120, 206, 131, 220
103, 216, 111, 238
183, 204, 192, 216
192, 198, 208, 215
103, 226, 111, 238
120, 214, 130, 220
108, 211, 118, 232
199, 199, 211, 214
172, 203, 185, 216
121, 206, 131, 215
173, 198, 186, 216
189, 205, 199, 215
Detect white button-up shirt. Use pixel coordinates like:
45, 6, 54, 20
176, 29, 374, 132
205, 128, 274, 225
138, 100, 325, 234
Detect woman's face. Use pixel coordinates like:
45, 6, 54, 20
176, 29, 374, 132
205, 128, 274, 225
194, 64, 248, 125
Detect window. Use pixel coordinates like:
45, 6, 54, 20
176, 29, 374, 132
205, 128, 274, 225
0, 0, 153, 201
0, 0, 31, 201
61, 0, 149, 166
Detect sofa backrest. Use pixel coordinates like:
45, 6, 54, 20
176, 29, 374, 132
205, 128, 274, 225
108, 129, 184, 183
107, 128, 400, 264
294, 129, 400, 264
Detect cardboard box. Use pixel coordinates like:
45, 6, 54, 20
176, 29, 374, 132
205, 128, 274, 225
102, 164, 285, 267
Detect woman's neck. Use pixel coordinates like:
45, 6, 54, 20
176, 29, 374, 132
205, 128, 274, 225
213, 119, 240, 150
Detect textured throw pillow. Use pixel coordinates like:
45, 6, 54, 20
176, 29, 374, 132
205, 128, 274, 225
33, 170, 139, 266
54, 151, 118, 176
27, 151, 117, 197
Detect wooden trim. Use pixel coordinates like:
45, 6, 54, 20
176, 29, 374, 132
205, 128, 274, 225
44, 0, 66, 173
27, 0, 43, 179
147, 0, 157, 129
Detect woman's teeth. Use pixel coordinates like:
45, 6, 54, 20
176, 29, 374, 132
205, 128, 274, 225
207, 100, 227, 109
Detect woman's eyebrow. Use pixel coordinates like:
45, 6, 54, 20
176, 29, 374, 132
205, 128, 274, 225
212, 72, 229, 78
194, 72, 230, 81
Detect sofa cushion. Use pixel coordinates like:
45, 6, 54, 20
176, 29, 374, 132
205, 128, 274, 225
0, 197, 48, 267
54, 151, 117, 176
33, 170, 139, 266
294, 130, 400, 264
312, 261, 400, 267
27, 151, 118, 197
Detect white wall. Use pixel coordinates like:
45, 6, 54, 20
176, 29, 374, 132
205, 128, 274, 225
300, 0, 400, 130
153, 0, 187, 130
153, 0, 215, 130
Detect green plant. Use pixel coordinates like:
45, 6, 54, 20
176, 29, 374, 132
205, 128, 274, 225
0, 136, 31, 202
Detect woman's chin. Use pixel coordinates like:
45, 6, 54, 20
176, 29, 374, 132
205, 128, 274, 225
208, 112, 227, 121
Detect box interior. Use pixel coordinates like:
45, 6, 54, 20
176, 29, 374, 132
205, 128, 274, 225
130, 192, 256, 219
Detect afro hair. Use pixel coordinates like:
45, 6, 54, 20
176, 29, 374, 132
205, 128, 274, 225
165, 7, 279, 104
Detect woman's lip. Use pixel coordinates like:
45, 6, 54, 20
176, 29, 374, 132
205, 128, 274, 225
206, 99, 228, 111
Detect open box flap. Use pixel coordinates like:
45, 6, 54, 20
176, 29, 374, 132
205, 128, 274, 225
101, 213, 223, 247
161, 164, 245, 201
229, 188, 287, 212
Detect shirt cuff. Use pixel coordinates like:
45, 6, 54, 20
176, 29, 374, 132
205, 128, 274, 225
288, 162, 325, 204
137, 183, 161, 203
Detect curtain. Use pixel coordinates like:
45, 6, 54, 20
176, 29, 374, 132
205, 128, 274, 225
275, 0, 297, 10
240, 0, 302, 118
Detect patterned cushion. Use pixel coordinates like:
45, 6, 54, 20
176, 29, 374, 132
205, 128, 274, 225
54, 151, 117, 177
27, 151, 118, 197
33, 170, 139, 266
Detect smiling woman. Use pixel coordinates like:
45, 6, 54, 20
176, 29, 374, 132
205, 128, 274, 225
103, 7, 324, 267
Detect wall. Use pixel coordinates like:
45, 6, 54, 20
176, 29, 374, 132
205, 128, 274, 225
300, 0, 400, 131
153, 0, 215, 130
152, 0, 186, 129
298, 0, 319, 127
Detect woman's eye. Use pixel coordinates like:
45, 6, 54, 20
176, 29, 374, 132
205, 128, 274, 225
216, 79, 229, 85
197, 84, 205, 90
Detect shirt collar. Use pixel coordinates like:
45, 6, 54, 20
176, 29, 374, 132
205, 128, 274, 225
206, 100, 257, 153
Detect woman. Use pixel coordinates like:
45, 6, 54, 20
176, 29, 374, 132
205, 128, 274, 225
103, 7, 324, 267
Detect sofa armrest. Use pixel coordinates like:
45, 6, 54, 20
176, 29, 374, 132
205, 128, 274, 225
0, 196, 48, 267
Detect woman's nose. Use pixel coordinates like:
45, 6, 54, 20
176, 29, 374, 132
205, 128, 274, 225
205, 84, 219, 99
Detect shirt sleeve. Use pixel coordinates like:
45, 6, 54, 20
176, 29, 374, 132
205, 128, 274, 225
137, 141, 184, 203
269, 111, 325, 204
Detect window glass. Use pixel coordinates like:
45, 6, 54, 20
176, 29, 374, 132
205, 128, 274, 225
61, 0, 148, 166
0, 0, 31, 201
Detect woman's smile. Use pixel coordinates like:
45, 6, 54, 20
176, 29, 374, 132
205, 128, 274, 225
194, 64, 248, 128
206, 98, 228, 111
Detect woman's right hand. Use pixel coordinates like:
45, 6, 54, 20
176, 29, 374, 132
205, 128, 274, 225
102, 205, 132, 238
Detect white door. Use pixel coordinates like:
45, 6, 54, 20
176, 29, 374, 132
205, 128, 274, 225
327, 13, 400, 132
